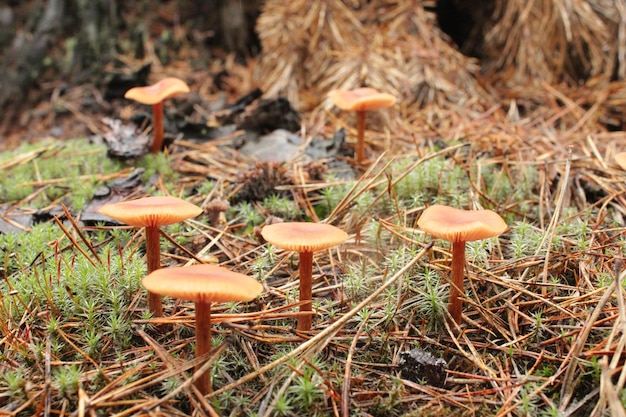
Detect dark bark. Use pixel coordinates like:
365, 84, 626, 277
71, 0, 119, 77
218, 0, 262, 55
0, 0, 66, 109
187, 0, 263, 56
436, 0, 495, 57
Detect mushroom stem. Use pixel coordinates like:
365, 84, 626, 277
195, 301, 213, 394
297, 250, 314, 332
449, 240, 466, 324
145, 226, 163, 316
151, 101, 164, 154
355, 110, 366, 164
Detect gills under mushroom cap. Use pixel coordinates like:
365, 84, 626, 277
417, 205, 507, 242
143, 264, 263, 303
98, 196, 202, 228
261, 222, 348, 252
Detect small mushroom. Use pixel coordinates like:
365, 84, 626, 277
125, 77, 190, 153
98, 196, 202, 316
328, 87, 396, 165
417, 204, 507, 324
261, 222, 348, 332
204, 198, 230, 228
142, 264, 263, 394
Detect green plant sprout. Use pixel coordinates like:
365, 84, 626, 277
406, 268, 447, 330
231, 201, 264, 227
262, 194, 301, 220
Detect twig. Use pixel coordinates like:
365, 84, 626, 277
342, 311, 369, 417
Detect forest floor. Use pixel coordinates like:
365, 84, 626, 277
0, 18, 626, 417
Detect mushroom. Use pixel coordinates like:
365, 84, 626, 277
204, 198, 230, 228
124, 77, 190, 153
328, 87, 396, 165
143, 264, 263, 394
98, 196, 202, 316
261, 222, 348, 332
417, 204, 507, 324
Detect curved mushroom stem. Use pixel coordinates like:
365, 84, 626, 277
151, 101, 164, 154
355, 110, 366, 165
297, 251, 313, 332
145, 226, 163, 316
449, 240, 466, 324
195, 301, 213, 394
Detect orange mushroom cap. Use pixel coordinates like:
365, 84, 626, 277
616, 152, 626, 170
261, 222, 348, 252
328, 87, 396, 112
142, 264, 263, 303
98, 196, 202, 227
417, 205, 507, 242
124, 77, 190, 105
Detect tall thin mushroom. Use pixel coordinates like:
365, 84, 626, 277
417, 205, 507, 324
143, 264, 263, 394
261, 222, 347, 332
98, 196, 202, 316
328, 87, 396, 165
125, 77, 190, 153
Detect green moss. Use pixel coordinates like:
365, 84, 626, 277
229, 201, 264, 228
392, 157, 469, 208
479, 163, 539, 212
0, 139, 125, 209
136, 151, 177, 183
0, 224, 145, 363
262, 194, 301, 220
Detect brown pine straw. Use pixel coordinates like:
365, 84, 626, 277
4, 121, 626, 414
3, 1, 626, 414
254, 0, 626, 163
205, 242, 434, 402
255, 0, 490, 133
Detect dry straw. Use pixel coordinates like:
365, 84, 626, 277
254, 0, 626, 162
477, 0, 618, 86
255, 0, 490, 114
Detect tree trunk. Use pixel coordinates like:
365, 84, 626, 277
183, 0, 263, 56
0, 0, 66, 110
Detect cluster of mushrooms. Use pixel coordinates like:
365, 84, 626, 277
103, 78, 509, 395
98, 195, 352, 394
98, 196, 507, 394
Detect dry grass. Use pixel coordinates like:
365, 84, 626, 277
2, 123, 624, 415
255, 0, 489, 114
0, 1, 626, 416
